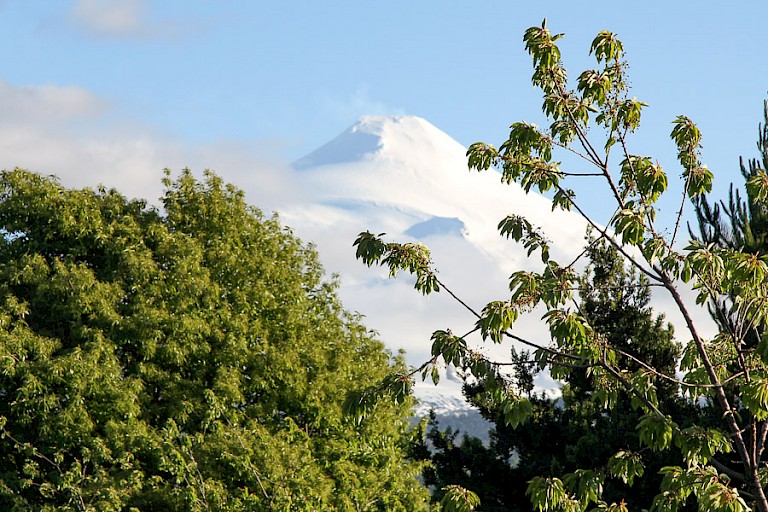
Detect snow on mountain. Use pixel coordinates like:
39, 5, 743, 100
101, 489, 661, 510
287, 115, 586, 272
277, 115, 589, 411
277, 115, 716, 421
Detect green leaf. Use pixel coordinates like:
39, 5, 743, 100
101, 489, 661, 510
441, 485, 481, 512
636, 413, 675, 451
607, 451, 645, 486
740, 376, 768, 420
477, 301, 519, 343
353, 231, 387, 265
502, 395, 533, 428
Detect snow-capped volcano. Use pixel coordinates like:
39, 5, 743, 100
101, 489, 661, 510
287, 116, 587, 272
279, 115, 591, 400
278, 114, 715, 423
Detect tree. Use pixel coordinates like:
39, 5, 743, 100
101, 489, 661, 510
0, 169, 430, 511
692, 99, 768, 347
693, 100, 768, 255
352, 21, 768, 512
423, 241, 696, 512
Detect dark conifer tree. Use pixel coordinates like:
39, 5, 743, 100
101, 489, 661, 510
423, 241, 694, 512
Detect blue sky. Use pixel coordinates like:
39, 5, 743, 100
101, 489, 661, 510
0, 1, 766, 221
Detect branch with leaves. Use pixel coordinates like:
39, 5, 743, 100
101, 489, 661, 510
350, 19, 768, 512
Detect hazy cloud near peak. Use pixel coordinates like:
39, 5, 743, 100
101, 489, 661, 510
320, 86, 405, 126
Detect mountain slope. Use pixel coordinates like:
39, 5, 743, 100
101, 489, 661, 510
277, 114, 719, 430
280, 116, 591, 403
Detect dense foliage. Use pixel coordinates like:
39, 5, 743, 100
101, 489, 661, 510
423, 242, 696, 511
0, 169, 430, 511
353, 21, 768, 512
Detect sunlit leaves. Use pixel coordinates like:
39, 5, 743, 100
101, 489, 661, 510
674, 427, 732, 466
542, 309, 592, 352
353, 231, 439, 295
563, 469, 604, 509
344, 372, 413, 423
613, 208, 646, 246
524, 20, 566, 95
440, 485, 481, 512
654, 467, 696, 512
671, 116, 713, 197
636, 413, 675, 451
577, 69, 611, 107
746, 168, 768, 204
620, 156, 667, 203
502, 122, 552, 164
353, 230, 387, 265
607, 451, 645, 486
508, 262, 575, 311
498, 215, 551, 262
431, 330, 469, 367
502, 394, 533, 428
628, 370, 659, 412
497, 123, 564, 193
685, 165, 714, 198
466, 142, 499, 172
526, 476, 575, 512
684, 240, 725, 303
591, 367, 621, 409
615, 98, 646, 132
671, 115, 702, 169
698, 483, 749, 512
477, 301, 519, 344
740, 375, 768, 420
552, 188, 575, 211
657, 466, 750, 512
731, 250, 768, 285
590, 31, 624, 63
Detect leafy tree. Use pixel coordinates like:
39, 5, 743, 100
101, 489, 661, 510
0, 169, 430, 511
422, 241, 696, 511
693, 100, 768, 254
352, 20, 768, 512
692, 99, 768, 347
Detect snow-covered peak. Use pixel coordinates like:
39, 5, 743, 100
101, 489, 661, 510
288, 115, 589, 278
293, 115, 465, 170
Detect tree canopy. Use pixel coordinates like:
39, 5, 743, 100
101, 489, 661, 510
692, 99, 768, 348
423, 241, 696, 511
353, 21, 768, 512
0, 169, 429, 511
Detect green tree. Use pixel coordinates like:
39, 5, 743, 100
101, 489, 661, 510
423, 241, 695, 512
0, 169, 430, 511
692, 99, 768, 347
353, 21, 768, 512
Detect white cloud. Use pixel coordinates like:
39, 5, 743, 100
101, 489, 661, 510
67, 0, 201, 41
71, 0, 148, 38
0, 79, 105, 124
0, 79, 293, 209
320, 85, 404, 125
